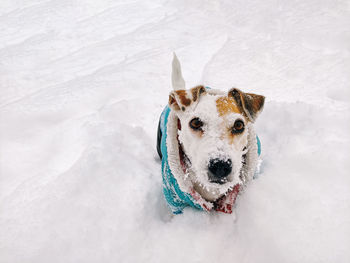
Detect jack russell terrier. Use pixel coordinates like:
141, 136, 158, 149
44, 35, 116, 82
157, 54, 265, 214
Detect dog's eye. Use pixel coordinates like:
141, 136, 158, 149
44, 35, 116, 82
231, 120, 245, 134
189, 118, 203, 130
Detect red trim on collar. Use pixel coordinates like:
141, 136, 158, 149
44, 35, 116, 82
214, 184, 240, 213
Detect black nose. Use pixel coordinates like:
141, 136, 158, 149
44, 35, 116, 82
208, 159, 232, 179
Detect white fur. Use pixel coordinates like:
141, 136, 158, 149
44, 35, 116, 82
166, 89, 259, 202
171, 53, 185, 90
167, 56, 259, 202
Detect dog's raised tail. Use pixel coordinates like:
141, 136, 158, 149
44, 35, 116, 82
172, 53, 185, 90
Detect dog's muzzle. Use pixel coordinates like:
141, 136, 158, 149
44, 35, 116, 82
208, 158, 232, 184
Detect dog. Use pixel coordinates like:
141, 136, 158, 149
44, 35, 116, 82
157, 54, 265, 214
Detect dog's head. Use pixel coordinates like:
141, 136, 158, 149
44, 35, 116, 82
169, 54, 265, 201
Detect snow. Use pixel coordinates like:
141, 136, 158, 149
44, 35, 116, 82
0, 0, 350, 262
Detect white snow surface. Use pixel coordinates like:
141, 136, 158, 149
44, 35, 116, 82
1, 0, 350, 262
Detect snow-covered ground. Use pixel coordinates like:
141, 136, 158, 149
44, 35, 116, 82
1, 0, 350, 262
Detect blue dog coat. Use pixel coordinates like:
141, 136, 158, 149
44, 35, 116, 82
159, 105, 261, 214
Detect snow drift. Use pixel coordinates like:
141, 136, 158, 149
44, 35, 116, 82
1, 0, 350, 262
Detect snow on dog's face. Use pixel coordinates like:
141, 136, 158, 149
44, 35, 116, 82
168, 54, 264, 201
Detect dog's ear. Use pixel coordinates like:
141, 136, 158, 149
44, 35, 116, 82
169, 86, 207, 112
228, 88, 265, 122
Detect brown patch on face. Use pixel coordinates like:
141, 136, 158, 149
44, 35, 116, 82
216, 96, 246, 145
216, 97, 241, 116
175, 90, 191, 106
